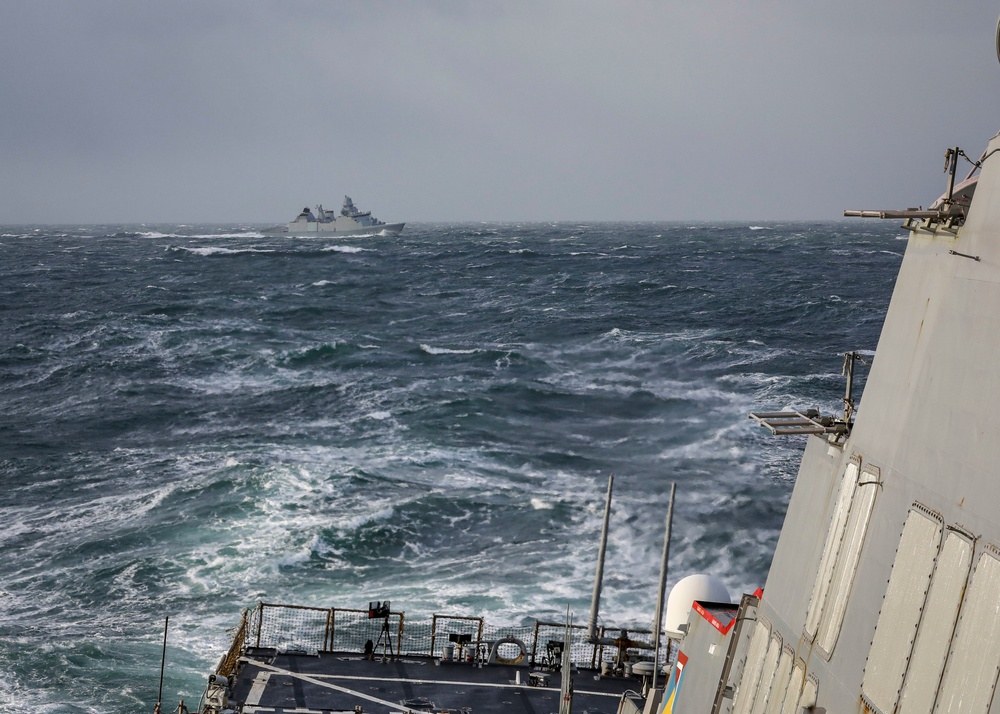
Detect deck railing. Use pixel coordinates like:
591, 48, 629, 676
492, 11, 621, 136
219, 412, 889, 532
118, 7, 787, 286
232, 602, 660, 671
214, 608, 249, 680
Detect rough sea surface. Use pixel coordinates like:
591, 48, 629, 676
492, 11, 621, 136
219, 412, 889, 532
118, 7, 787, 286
0, 221, 903, 712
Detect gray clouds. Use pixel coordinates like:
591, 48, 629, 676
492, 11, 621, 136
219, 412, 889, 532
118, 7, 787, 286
1, 1, 999, 223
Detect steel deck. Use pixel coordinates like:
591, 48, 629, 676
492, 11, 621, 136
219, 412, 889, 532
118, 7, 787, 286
231, 647, 646, 713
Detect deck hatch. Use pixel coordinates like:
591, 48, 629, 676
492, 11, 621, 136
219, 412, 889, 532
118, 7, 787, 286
765, 645, 794, 714
861, 507, 942, 714
898, 528, 974, 714
804, 460, 860, 642
803, 460, 882, 656
731, 620, 771, 714
933, 549, 1000, 714
778, 660, 805, 714
815, 464, 880, 656
749, 632, 782, 714
799, 675, 819, 710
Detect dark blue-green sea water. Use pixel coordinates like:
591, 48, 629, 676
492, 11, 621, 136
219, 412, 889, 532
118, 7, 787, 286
0, 221, 904, 712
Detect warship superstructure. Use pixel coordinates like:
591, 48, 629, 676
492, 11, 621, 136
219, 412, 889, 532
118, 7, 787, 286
271, 196, 404, 236
656, 36, 1000, 714
160, 19, 1000, 714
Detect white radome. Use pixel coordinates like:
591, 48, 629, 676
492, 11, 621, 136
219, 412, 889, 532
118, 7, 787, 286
664, 573, 731, 637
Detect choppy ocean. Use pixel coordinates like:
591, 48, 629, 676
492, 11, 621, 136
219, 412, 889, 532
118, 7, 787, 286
0, 221, 903, 712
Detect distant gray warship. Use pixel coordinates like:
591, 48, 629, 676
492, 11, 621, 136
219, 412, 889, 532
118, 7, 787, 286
270, 196, 404, 236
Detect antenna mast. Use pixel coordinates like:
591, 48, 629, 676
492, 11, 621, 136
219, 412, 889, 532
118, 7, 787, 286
587, 475, 614, 642
650, 483, 676, 692
154, 616, 169, 714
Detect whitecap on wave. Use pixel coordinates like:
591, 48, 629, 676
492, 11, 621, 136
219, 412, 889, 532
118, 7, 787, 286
322, 245, 367, 253
169, 245, 275, 256
141, 231, 267, 239
191, 232, 266, 239
420, 344, 480, 355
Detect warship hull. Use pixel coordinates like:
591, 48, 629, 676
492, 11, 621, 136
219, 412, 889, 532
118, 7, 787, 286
268, 196, 404, 237
276, 221, 405, 237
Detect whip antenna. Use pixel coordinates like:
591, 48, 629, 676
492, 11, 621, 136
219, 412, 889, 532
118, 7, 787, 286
155, 616, 169, 714
650, 482, 676, 693
587, 474, 614, 642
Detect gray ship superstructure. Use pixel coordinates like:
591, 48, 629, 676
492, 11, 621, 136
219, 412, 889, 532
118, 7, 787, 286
275, 196, 404, 236
655, 33, 1000, 714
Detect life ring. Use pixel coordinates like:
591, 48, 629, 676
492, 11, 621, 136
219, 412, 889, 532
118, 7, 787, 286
488, 636, 527, 666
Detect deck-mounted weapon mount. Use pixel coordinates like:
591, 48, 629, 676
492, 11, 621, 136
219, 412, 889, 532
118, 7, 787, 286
844, 145, 986, 229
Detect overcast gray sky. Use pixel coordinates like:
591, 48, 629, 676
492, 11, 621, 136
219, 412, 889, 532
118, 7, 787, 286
2, 1, 1000, 224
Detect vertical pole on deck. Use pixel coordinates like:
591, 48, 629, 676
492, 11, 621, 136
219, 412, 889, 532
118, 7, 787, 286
587, 474, 614, 642
155, 616, 169, 714
559, 605, 574, 714
651, 483, 676, 692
